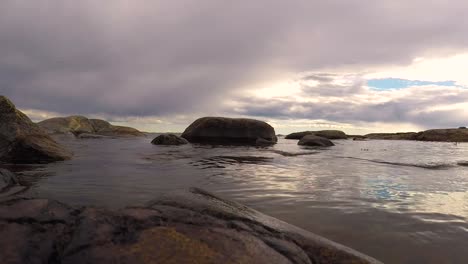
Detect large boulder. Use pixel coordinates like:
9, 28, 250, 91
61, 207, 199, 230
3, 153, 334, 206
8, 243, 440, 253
286, 130, 347, 140
0, 96, 72, 163
181, 117, 278, 145
38, 116, 145, 137
0, 188, 381, 264
151, 134, 188, 145
298, 135, 335, 147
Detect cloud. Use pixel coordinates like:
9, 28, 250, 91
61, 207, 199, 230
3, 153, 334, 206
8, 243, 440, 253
229, 73, 468, 129
1, 0, 468, 132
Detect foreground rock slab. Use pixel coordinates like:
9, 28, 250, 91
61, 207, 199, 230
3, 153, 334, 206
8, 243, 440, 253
0, 188, 381, 264
0, 96, 72, 163
182, 117, 278, 145
38, 116, 145, 138
286, 130, 347, 140
151, 133, 188, 145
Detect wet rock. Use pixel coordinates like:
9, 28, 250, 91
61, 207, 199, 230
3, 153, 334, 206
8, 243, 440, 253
151, 134, 188, 145
286, 130, 347, 140
298, 135, 335, 147
0, 188, 381, 264
0, 96, 72, 163
38, 116, 145, 138
181, 117, 277, 145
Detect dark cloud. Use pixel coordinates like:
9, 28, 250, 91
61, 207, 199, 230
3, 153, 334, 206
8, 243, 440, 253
1, 1, 468, 119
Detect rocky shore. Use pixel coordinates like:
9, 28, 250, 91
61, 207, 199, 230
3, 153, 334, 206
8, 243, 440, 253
0, 186, 381, 264
0, 96, 383, 263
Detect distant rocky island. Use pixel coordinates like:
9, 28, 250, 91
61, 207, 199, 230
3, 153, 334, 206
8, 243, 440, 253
364, 128, 468, 142
38, 115, 145, 138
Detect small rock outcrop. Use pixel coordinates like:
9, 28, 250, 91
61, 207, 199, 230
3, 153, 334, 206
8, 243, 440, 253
298, 135, 335, 147
0, 188, 381, 264
364, 132, 417, 140
0, 96, 72, 163
38, 116, 145, 137
151, 134, 188, 145
286, 130, 347, 140
181, 117, 278, 145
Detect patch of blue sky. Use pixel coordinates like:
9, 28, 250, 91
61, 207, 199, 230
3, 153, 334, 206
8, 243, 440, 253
367, 78, 457, 90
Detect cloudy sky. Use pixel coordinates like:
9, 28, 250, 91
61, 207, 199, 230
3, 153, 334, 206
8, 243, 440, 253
1, 1, 468, 134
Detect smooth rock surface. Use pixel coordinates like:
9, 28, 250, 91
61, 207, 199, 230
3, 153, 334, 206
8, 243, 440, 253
151, 134, 188, 145
298, 135, 335, 147
38, 116, 145, 137
0, 188, 381, 264
0, 96, 72, 163
286, 130, 347, 140
181, 117, 277, 145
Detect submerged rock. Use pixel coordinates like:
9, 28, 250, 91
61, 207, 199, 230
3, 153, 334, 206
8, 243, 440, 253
0, 96, 72, 163
0, 188, 381, 264
181, 117, 278, 145
286, 130, 347, 140
151, 134, 188, 145
298, 135, 335, 147
38, 116, 145, 137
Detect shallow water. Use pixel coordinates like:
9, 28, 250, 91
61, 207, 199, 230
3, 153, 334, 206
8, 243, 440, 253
5, 136, 468, 263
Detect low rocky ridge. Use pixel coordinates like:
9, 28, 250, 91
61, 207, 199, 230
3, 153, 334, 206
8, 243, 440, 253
298, 135, 335, 147
286, 130, 347, 140
0, 188, 381, 264
365, 128, 468, 142
151, 133, 188, 145
181, 117, 278, 145
0, 96, 72, 163
38, 116, 145, 138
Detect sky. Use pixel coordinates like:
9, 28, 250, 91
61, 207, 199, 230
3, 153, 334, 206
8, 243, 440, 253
1, 1, 468, 134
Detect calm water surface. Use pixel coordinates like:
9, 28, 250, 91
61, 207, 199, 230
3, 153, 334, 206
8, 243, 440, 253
6, 135, 468, 263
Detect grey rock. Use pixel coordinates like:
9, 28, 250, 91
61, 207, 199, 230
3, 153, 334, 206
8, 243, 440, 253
0, 188, 382, 264
298, 135, 335, 147
151, 134, 189, 145
0, 96, 72, 163
181, 117, 278, 145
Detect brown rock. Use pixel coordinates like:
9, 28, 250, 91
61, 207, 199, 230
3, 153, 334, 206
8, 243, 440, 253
0, 96, 72, 163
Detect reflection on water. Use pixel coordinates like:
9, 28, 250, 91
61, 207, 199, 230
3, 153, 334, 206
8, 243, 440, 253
4, 136, 468, 263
